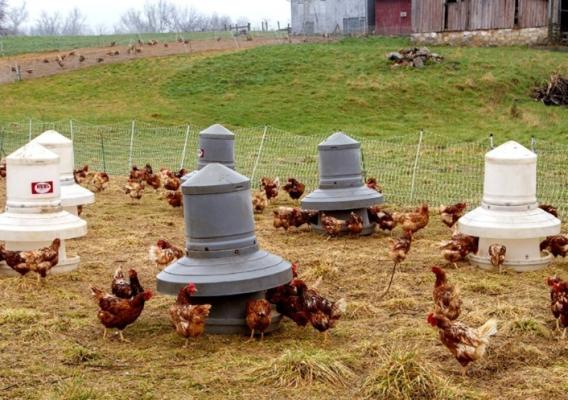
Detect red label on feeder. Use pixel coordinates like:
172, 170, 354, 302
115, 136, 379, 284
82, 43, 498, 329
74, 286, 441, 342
31, 181, 54, 194
198, 149, 205, 158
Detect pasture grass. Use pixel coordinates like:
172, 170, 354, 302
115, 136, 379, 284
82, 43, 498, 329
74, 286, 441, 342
0, 37, 567, 142
0, 177, 567, 399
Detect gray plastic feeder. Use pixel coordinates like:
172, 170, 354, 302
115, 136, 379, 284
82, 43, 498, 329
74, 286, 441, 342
181, 124, 235, 182
301, 132, 384, 235
157, 163, 292, 334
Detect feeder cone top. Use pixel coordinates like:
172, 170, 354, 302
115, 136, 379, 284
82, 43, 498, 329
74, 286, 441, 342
486, 141, 536, 164
183, 163, 249, 195
319, 132, 360, 150
7, 142, 59, 165
32, 130, 72, 146
200, 124, 235, 139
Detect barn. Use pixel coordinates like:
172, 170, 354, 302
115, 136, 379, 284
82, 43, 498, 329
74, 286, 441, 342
377, 0, 568, 44
290, 0, 375, 35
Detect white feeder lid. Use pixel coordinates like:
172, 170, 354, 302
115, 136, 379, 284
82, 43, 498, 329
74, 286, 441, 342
485, 141, 536, 164
458, 206, 560, 239
7, 142, 59, 165
60, 184, 95, 207
0, 210, 87, 241
31, 130, 72, 147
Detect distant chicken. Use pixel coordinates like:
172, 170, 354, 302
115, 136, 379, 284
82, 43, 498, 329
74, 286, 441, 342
260, 177, 280, 201
166, 191, 182, 208
489, 244, 506, 274
124, 179, 145, 201
91, 172, 110, 192
320, 213, 345, 237
294, 279, 347, 341
145, 173, 161, 190
439, 233, 478, 268
366, 177, 383, 193
111, 267, 144, 299
0, 239, 60, 282
163, 176, 181, 191
368, 206, 397, 232
427, 313, 497, 376
129, 165, 146, 182
547, 276, 568, 336
174, 168, 187, 179
169, 283, 212, 347
346, 212, 364, 235
393, 204, 429, 235
246, 299, 272, 341
91, 286, 153, 342
252, 191, 268, 213
97, 57, 104, 63
283, 178, 305, 201
79, 55, 86, 62
273, 207, 318, 231
540, 234, 568, 258
381, 231, 413, 298
431, 266, 462, 321
439, 203, 467, 228
0, 159, 6, 178
539, 204, 559, 218
73, 165, 89, 184
149, 239, 184, 269
266, 263, 310, 327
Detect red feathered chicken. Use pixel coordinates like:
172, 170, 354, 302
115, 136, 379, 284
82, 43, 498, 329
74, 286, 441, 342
489, 244, 506, 274
366, 177, 383, 193
252, 191, 268, 214
169, 283, 212, 347
0, 158, 6, 178
273, 207, 318, 231
320, 213, 345, 237
427, 313, 497, 376
246, 299, 272, 341
164, 176, 181, 191
129, 165, 147, 182
0, 239, 60, 282
346, 212, 363, 235
541, 235, 568, 258
431, 266, 462, 321
283, 178, 305, 201
439, 232, 478, 268
439, 203, 467, 228
111, 267, 144, 299
393, 204, 429, 234
260, 177, 280, 201
91, 286, 153, 341
145, 173, 161, 191
73, 165, 89, 184
368, 206, 397, 232
149, 240, 184, 269
166, 191, 182, 208
547, 276, 568, 337
266, 263, 310, 327
380, 231, 413, 298
539, 204, 559, 218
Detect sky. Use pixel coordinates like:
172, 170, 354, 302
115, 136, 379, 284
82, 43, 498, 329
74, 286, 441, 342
13, 0, 292, 32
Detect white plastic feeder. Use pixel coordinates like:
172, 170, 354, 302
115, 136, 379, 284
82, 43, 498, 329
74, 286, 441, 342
458, 141, 560, 272
0, 142, 87, 276
31, 130, 94, 216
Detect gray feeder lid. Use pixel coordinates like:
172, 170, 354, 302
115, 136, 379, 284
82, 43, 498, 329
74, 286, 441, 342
157, 163, 292, 297
318, 131, 360, 150
199, 124, 235, 139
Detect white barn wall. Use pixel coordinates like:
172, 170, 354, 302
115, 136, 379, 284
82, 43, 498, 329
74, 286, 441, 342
291, 0, 370, 34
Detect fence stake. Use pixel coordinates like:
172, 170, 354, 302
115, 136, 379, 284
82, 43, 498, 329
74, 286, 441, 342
0, 40, 4, 57
489, 133, 494, 149
250, 126, 268, 187
531, 136, 536, 153
128, 120, 135, 169
180, 125, 191, 170
69, 120, 74, 141
100, 133, 107, 173
409, 129, 424, 203
28, 118, 32, 141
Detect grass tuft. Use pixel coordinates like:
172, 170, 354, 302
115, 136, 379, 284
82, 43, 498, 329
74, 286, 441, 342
251, 348, 355, 388
0, 308, 46, 324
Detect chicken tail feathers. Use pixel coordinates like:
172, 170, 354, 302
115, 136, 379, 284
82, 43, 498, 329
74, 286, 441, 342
90, 286, 104, 301
148, 246, 159, 263
333, 298, 347, 317
478, 318, 498, 340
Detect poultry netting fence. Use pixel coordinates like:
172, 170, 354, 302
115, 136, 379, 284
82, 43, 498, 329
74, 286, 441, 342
0, 120, 567, 213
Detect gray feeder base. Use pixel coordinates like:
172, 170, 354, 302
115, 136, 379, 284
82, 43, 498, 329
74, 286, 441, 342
171, 290, 283, 335
468, 253, 553, 272
310, 208, 375, 236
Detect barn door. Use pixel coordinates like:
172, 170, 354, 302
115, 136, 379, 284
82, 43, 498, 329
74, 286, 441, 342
562, 0, 568, 40
375, 0, 412, 35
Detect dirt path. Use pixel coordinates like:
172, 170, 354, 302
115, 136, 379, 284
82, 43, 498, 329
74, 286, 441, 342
0, 36, 309, 85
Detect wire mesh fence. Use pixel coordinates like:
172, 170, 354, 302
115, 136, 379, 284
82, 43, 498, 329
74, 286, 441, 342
1, 119, 567, 212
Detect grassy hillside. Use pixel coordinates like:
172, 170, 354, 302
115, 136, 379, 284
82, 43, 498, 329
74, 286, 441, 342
0, 37, 567, 141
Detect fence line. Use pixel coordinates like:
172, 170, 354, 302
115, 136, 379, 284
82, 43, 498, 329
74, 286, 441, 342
0, 119, 566, 213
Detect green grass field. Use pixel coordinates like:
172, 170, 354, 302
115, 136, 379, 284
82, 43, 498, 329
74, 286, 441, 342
1, 37, 567, 143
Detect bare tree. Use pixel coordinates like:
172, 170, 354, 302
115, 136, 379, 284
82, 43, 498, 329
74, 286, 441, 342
173, 6, 203, 32
5, 1, 29, 35
0, 0, 7, 35
62, 7, 86, 35
31, 10, 62, 36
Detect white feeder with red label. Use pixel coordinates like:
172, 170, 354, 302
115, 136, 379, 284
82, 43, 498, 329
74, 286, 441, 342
458, 141, 561, 272
31, 130, 94, 216
0, 142, 87, 276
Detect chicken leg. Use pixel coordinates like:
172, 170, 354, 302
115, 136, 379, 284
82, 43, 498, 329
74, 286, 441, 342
118, 331, 130, 342
248, 329, 255, 341
183, 338, 189, 349
461, 365, 468, 377
102, 328, 108, 340
561, 328, 566, 340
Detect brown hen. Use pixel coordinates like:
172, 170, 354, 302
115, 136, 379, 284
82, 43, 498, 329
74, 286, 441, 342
431, 266, 462, 321
169, 283, 212, 347
246, 299, 272, 340
439, 203, 467, 228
